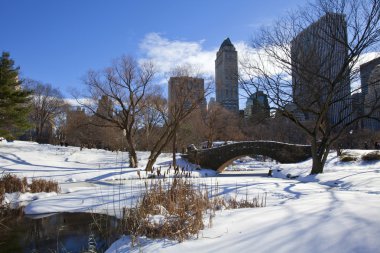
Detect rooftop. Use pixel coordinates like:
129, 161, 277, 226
219, 37, 235, 50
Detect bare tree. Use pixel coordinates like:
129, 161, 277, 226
165, 65, 208, 167
135, 88, 166, 151
65, 106, 93, 147
81, 55, 155, 167
240, 0, 380, 174
26, 80, 66, 143
144, 75, 211, 172
54, 103, 70, 144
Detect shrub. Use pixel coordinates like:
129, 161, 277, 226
123, 179, 206, 242
227, 194, 267, 209
30, 179, 60, 193
0, 173, 28, 194
361, 151, 380, 161
0, 173, 27, 206
0, 184, 4, 205
122, 178, 266, 243
340, 155, 358, 162
339, 151, 359, 162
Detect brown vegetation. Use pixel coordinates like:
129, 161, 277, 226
339, 154, 358, 162
122, 178, 266, 243
30, 178, 60, 193
0, 173, 59, 206
0, 173, 28, 194
361, 151, 380, 161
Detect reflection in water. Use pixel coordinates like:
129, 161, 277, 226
0, 209, 119, 253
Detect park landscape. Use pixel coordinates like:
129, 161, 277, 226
0, 140, 380, 252
1, 0, 380, 252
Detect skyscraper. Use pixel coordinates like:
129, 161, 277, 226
363, 64, 380, 131
360, 57, 380, 99
215, 38, 239, 112
244, 91, 270, 119
354, 57, 380, 130
291, 13, 352, 125
168, 76, 206, 113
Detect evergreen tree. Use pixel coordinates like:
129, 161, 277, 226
0, 52, 31, 139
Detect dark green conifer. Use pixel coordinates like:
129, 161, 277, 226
0, 52, 31, 139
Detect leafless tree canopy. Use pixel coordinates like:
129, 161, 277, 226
26, 80, 66, 143
81, 55, 156, 167
240, 0, 380, 174
142, 66, 213, 171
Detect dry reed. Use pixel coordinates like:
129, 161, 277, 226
0, 173, 60, 206
30, 178, 60, 193
122, 178, 266, 243
361, 151, 380, 161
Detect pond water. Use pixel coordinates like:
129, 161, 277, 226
0, 209, 119, 253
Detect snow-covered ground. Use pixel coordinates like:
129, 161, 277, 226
1, 141, 380, 253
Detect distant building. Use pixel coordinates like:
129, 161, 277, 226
291, 13, 352, 126
208, 97, 216, 110
96, 95, 113, 117
360, 57, 380, 100
351, 92, 365, 130
283, 103, 306, 122
363, 64, 380, 131
244, 91, 270, 119
215, 38, 239, 113
168, 76, 206, 113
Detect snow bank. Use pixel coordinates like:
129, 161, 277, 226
2, 141, 380, 253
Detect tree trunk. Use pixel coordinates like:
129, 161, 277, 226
172, 128, 177, 167
129, 149, 138, 168
35, 126, 41, 142
310, 140, 330, 175
146, 154, 159, 173
310, 156, 324, 174
125, 135, 138, 168
144, 125, 177, 172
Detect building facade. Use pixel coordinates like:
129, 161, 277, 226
168, 76, 206, 114
363, 64, 380, 131
215, 38, 239, 113
244, 91, 270, 119
291, 13, 352, 126
360, 57, 380, 100
351, 92, 365, 130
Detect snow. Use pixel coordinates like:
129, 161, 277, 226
1, 141, 380, 253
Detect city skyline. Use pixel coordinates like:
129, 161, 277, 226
2, 0, 305, 99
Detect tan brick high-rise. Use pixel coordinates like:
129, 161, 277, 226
215, 38, 239, 112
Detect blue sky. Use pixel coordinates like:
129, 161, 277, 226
3, 0, 306, 98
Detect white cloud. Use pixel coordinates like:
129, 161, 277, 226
139, 33, 216, 78
139, 33, 252, 80
138, 33, 380, 96
64, 98, 94, 107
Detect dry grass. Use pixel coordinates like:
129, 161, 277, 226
0, 173, 60, 206
339, 151, 359, 162
0, 173, 28, 204
122, 178, 266, 243
0, 184, 3, 206
123, 179, 206, 242
0, 173, 28, 194
227, 194, 267, 209
361, 151, 380, 161
339, 154, 358, 162
30, 178, 60, 193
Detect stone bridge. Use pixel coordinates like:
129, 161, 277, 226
182, 141, 312, 172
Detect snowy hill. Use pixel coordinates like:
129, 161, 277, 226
1, 141, 380, 253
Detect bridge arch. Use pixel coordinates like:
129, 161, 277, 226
182, 141, 312, 172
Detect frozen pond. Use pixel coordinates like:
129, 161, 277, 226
0, 210, 119, 253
